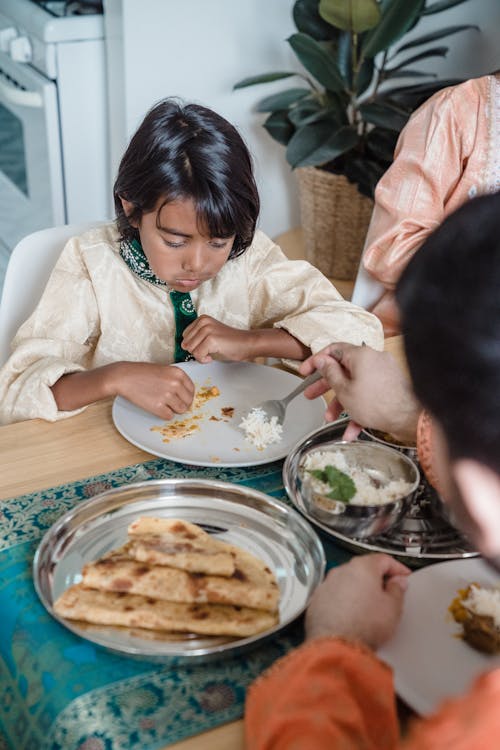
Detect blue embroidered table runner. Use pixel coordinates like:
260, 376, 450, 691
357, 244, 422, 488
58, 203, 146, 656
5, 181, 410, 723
0, 457, 350, 750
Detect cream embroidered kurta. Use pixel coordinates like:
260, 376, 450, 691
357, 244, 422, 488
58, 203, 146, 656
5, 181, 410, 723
362, 73, 500, 334
0, 224, 383, 424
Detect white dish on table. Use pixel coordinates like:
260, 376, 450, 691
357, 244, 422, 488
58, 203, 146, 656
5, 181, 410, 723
112, 361, 326, 467
379, 557, 500, 715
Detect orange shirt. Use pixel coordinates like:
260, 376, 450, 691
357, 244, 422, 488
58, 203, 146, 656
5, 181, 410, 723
245, 637, 500, 750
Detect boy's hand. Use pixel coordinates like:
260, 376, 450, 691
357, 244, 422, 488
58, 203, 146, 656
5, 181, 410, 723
181, 315, 254, 363
115, 362, 195, 419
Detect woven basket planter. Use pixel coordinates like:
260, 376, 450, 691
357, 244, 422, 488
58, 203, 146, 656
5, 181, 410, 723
296, 166, 374, 280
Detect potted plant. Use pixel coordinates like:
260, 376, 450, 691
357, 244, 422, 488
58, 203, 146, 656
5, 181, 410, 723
234, 0, 476, 279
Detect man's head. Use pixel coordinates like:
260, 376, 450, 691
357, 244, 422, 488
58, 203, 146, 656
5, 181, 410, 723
396, 193, 500, 560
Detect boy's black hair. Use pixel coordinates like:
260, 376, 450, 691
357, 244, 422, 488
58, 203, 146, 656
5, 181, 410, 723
113, 98, 260, 259
396, 192, 500, 472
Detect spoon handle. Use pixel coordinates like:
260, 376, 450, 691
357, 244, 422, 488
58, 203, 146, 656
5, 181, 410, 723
282, 370, 323, 406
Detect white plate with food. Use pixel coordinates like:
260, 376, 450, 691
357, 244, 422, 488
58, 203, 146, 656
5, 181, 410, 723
33, 478, 325, 661
112, 361, 326, 467
378, 558, 500, 715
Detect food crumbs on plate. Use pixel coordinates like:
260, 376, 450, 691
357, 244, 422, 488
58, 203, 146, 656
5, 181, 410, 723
233, 447, 240, 452
151, 383, 221, 443
191, 384, 220, 410
221, 406, 234, 418
210, 456, 221, 463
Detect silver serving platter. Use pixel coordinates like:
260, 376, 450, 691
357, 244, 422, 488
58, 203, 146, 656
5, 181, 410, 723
33, 478, 325, 662
283, 419, 479, 567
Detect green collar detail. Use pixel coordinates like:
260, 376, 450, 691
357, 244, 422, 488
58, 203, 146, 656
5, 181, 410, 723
120, 237, 197, 362
120, 237, 169, 288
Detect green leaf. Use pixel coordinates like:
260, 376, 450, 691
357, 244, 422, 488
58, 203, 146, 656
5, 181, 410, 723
423, 0, 473, 14
287, 122, 359, 167
361, 0, 426, 58
382, 68, 436, 79
344, 156, 386, 196
354, 56, 375, 96
336, 31, 353, 87
378, 78, 461, 108
234, 72, 296, 90
365, 126, 399, 161
293, 0, 336, 40
263, 111, 295, 146
319, 0, 381, 33
359, 101, 409, 131
396, 25, 479, 53
287, 97, 324, 126
288, 97, 346, 128
288, 33, 345, 92
256, 88, 311, 112
386, 46, 448, 70
307, 465, 356, 502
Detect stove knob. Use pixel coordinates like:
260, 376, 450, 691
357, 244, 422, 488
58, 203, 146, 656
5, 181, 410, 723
9, 35, 32, 63
0, 26, 18, 53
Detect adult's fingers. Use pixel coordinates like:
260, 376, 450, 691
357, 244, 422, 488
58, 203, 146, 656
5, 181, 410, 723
342, 420, 362, 441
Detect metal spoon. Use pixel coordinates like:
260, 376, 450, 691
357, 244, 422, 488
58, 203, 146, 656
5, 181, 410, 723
245, 370, 323, 425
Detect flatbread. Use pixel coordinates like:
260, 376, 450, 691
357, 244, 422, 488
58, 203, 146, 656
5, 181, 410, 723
81, 544, 279, 612
126, 518, 235, 576
54, 584, 277, 637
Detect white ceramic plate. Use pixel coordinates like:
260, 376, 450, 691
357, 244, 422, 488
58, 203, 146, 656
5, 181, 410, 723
379, 558, 500, 715
112, 361, 326, 467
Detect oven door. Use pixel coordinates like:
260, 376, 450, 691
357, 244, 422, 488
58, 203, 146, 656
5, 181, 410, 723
0, 49, 65, 250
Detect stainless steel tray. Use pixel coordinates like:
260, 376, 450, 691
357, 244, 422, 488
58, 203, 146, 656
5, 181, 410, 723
33, 478, 325, 662
283, 419, 478, 567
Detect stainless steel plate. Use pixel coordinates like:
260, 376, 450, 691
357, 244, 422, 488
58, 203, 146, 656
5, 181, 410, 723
283, 419, 478, 567
33, 479, 325, 661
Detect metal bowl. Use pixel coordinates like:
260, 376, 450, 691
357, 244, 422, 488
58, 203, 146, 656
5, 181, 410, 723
298, 440, 420, 539
361, 427, 417, 459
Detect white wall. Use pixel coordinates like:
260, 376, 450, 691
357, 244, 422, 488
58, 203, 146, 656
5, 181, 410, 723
104, 0, 500, 239
104, 0, 301, 238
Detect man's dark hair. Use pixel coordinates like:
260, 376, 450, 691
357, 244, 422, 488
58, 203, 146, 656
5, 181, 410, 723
113, 98, 260, 259
396, 192, 500, 472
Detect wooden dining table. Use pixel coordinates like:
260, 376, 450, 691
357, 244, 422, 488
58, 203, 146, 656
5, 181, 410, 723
0, 336, 405, 750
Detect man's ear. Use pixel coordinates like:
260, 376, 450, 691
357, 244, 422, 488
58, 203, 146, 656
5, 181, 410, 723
120, 196, 138, 226
452, 459, 500, 558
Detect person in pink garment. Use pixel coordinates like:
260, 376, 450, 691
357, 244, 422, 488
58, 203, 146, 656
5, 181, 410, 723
360, 72, 500, 334
245, 193, 500, 749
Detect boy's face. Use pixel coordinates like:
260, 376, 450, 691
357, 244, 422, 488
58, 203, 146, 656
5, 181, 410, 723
124, 196, 235, 292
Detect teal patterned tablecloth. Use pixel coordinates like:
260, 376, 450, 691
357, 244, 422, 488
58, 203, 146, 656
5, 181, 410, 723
0, 457, 351, 750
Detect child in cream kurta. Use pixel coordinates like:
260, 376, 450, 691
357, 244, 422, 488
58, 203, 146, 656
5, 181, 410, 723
361, 73, 500, 334
0, 99, 384, 424
0, 223, 382, 424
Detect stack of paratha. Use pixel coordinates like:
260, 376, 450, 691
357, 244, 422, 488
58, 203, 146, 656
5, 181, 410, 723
53, 517, 280, 638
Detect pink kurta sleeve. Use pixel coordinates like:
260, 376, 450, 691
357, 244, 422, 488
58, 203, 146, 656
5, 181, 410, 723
361, 82, 483, 334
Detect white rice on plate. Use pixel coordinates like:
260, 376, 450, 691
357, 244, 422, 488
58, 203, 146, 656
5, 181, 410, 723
302, 449, 413, 506
239, 408, 283, 450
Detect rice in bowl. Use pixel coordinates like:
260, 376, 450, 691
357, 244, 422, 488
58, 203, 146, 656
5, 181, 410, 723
302, 448, 414, 507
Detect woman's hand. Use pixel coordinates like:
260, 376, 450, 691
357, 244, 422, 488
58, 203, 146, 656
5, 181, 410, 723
299, 343, 420, 443
305, 554, 411, 650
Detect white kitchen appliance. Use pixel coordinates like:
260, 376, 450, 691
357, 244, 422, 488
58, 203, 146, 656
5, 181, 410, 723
0, 0, 109, 251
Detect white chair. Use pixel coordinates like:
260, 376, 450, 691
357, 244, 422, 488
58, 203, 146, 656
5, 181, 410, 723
351, 253, 385, 309
0, 222, 100, 366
